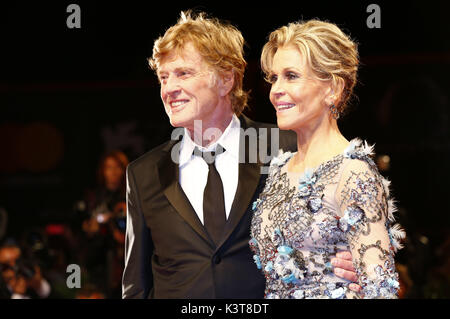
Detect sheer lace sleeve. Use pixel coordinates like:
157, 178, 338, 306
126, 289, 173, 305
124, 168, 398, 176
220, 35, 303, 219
335, 158, 405, 298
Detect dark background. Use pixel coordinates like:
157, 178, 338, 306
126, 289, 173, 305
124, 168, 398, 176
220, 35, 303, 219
1, 1, 449, 297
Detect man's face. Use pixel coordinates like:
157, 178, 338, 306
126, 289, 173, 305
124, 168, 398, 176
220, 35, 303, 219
157, 42, 231, 133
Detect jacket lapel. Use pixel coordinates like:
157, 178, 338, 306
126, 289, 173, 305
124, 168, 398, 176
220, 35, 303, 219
156, 140, 213, 246
218, 115, 263, 247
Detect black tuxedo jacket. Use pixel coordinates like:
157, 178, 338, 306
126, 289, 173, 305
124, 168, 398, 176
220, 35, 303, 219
122, 115, 296, 298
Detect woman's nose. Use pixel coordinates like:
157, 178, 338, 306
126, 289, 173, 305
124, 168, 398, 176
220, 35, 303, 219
271, 81, 286, 99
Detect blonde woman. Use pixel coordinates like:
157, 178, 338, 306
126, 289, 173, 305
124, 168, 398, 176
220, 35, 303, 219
249, 20, 405, 299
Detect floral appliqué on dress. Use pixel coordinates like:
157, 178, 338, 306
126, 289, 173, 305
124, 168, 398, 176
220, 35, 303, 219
249, 138, 405, 299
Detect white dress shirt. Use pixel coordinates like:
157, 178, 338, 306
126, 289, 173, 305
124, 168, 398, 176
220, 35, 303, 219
178, 114, 240, 224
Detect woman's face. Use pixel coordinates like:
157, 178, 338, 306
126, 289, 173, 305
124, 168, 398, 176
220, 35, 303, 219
268, 46, 332, 132
103, 157, 124, 189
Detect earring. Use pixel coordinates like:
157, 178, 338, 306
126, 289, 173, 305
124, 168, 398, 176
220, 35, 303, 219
330, 104, 340, 120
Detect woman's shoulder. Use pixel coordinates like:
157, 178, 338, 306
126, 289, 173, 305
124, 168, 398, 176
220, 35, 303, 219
339, 138, 393, 209
336, 138, 389, 194
341, 138, 379, 172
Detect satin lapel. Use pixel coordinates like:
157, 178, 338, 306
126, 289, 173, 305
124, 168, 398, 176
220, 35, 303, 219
218, 115, 262, 247
156, 141, 213, 246
220, 161, 260, 245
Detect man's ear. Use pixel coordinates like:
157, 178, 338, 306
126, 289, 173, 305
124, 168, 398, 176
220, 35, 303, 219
218, 70, 235, 97
324, 77, 344, 106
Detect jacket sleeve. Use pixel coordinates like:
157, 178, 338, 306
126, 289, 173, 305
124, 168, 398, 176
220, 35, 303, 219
122, 165, 153, 298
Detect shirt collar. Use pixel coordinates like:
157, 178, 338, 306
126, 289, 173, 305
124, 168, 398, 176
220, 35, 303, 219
179, 114, 241, 167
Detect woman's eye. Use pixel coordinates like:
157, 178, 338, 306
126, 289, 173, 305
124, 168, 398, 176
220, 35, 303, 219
268, 74, 277, 83
286, 72, 299, 80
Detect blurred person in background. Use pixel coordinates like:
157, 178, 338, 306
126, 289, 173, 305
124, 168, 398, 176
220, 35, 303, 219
0, 239, 51, 299
77, 150, 129, 298
83, 150, 129, 233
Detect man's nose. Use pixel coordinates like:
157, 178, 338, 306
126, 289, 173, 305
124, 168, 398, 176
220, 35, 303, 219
162, 75, 181, 98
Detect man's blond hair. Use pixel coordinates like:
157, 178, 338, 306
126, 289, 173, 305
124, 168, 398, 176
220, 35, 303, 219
149, 11, 249, 115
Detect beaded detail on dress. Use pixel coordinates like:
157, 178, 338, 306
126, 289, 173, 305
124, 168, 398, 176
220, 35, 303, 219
249, 138, 405, 299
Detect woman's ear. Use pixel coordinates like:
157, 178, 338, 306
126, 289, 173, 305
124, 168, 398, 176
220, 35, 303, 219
325, 77, 344, 106
218, 70, 235, 97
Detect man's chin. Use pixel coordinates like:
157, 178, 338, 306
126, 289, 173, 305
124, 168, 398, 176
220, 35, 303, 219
169, 117, 190, 129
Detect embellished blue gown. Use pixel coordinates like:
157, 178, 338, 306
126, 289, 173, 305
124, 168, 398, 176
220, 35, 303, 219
249, 139, 405, 299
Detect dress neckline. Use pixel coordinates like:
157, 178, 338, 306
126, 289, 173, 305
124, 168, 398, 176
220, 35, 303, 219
278, 138, 370, 180
284, 152, 343, 176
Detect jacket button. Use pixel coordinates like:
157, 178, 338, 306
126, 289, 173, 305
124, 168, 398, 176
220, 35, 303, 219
214, 256, 221, 264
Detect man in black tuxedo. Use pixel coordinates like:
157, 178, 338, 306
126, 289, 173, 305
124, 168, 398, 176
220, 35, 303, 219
122, 11, 359, 299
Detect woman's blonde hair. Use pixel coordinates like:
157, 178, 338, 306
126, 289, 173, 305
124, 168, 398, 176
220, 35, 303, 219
261, 19, 359, 114
149, 11, 249, 116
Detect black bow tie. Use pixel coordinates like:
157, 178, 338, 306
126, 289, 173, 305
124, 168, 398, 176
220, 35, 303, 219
193, 145, 226, 164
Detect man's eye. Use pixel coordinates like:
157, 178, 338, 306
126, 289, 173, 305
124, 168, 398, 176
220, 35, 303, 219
178, 71, 190, 77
